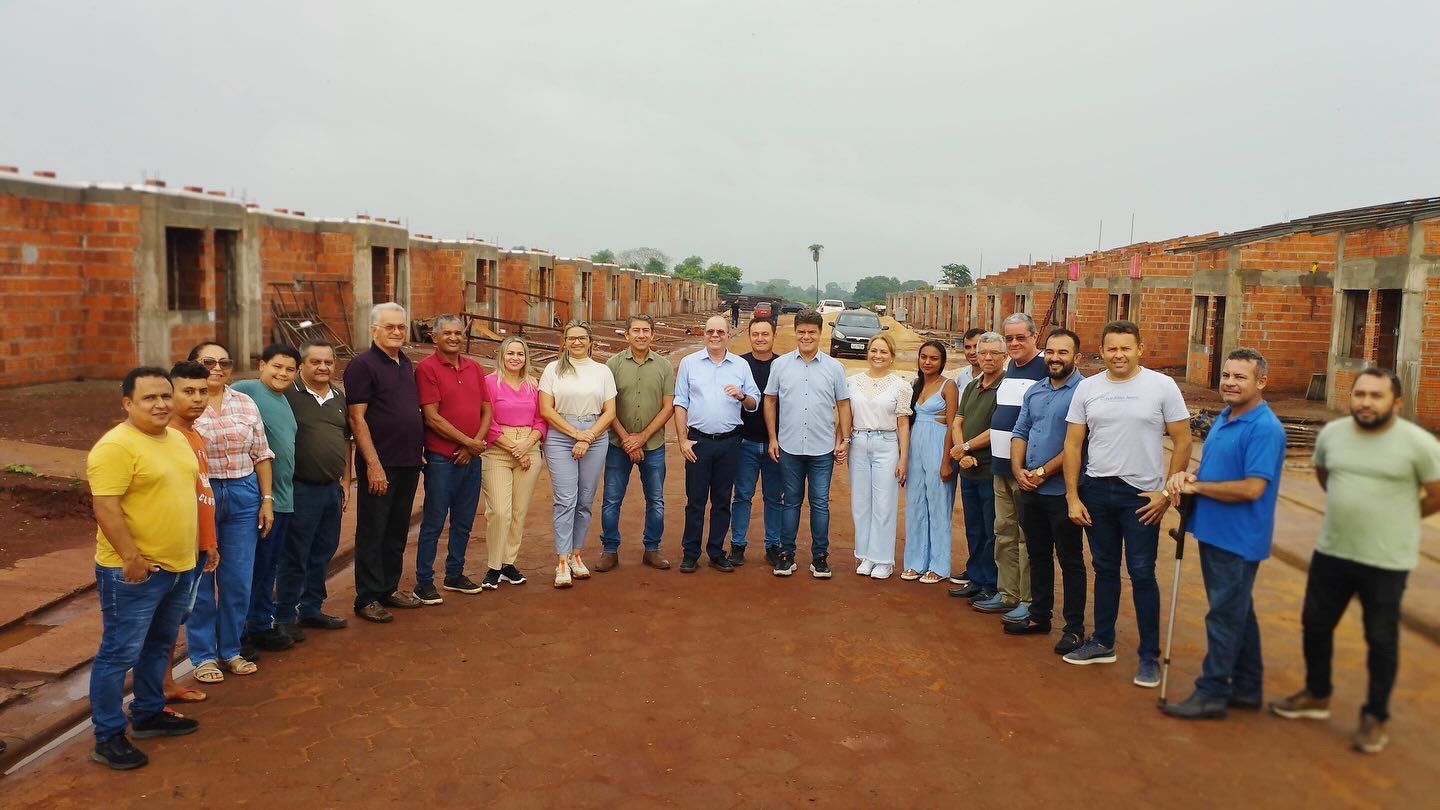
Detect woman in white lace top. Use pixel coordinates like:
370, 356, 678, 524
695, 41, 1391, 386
844, 333, 912, 579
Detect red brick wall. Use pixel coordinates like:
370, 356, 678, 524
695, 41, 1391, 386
257, 223, 355, 347
1237, 284, 1333, 394
1074, 287, 1108, 355
1237, 233, 1340, 269
0, 195, 141, 384
1138, 285, 1192, 369
1343, 224, 1409, 259
407, 242, 465, 321
1423, 220, 1440, 256
1416, 277, 1440, 429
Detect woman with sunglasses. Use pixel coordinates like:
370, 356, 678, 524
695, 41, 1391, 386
538, 321, 617, 588
186, 342, 275, 682
901, 340, 958, 584
846, 333, 911, 580
478, 336, 546, 590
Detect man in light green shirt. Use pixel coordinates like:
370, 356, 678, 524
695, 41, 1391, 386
597, 315, 676, 571
1270, 368, 1440, 755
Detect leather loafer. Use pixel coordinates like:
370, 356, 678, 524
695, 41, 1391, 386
355, 602, 394, 623
1228, 693, 1263, 711
594, 551, 619, 572
298, 612, 348, 630
1002, 618, 1052, 635
382, 591, 423, 609
643, 550, 672, 570
949, 583, 983, 599
1160, 692, 1228, 720
708, 557, 735, 573
678, 557, 698, 573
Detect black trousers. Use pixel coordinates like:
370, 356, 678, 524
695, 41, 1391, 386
353, 464, 422, 610
682, 434, 740, 562
1018, 490, 1087, 635
1302, 550, 1408, 722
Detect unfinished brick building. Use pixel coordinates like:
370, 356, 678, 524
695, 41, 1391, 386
888, 197, 1440, 429
0, 167, 719, 386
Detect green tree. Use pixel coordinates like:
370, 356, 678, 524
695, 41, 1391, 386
643, 257, 667, 275
618, 247, 669, 273
807, 244, 824, 303
672, 255, 706, 279
940, 263, 973, 287
590, 248, 616, 264
853, 275, 901, 305
900, 279, 932, 292
823, 281, 852, 300
704, 261, 743, 295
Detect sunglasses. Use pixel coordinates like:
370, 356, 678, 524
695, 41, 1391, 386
199, 358, 235, 370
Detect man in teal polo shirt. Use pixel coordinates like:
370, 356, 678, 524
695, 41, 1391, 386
1162, 348, 1285, 719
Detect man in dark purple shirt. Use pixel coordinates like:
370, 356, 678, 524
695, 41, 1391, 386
344, 302, 425, 623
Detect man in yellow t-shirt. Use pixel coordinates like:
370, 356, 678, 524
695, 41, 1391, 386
87, 367, 202, 771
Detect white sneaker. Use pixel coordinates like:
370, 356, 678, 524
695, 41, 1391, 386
870, 563, 893, 580
856, 559, 874, 576
568, 554, 591, 579
554, 562, 573, 589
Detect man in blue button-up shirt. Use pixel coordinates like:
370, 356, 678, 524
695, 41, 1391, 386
1161, 347, 1285, 720
672, 315, 760, 573
1006, 329, 1087, 649
763, 309, 852, 578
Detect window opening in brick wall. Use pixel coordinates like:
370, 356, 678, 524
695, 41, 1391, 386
581, 271, 592, 302
476, 258, 491, 304
1190, 296, 1208, 345
1376, 289, 1402, 371
392, 249, 408, 310
1340, 289, 1368, 361
214, 229, 240, 347
610, 276, 620, 300
165, 227, 206, 311
1209, 296, 1227, 390
371, 247, 392, 304
1015, 294, 1028, 316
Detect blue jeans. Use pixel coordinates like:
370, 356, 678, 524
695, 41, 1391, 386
779, 450, 834, 559
600, 443, 666, 552
189, 474, 260, 665
415, 450, 483, 583
731, 439, 782, 549
90, 565, 191, 741
1080, 476, 1160, 659
246, 512, 291, 634
276, 479, 343, 624
543, 415, 608, 555
958, 477, 997, 590
1195, 542, 1263, 701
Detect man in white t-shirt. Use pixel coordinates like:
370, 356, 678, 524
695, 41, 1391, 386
1061, 320, 1192, 688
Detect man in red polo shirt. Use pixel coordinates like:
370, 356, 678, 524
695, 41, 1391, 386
413, 315, 490, 604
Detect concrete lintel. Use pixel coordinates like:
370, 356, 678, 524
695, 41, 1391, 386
1235, 269, 1335, 288
1337, 256, 1411, 289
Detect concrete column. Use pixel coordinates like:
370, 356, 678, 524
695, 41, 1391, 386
134, 194, 169, 367
1397, 222, 1425, 418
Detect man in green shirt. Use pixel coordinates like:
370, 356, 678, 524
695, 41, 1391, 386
597, 315, 676, 571
1270, 368, 1440, 754
948, 334, 1004, 604
232, 343, 301, 653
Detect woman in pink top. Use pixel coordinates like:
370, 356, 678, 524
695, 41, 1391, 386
477, 336, 547, 590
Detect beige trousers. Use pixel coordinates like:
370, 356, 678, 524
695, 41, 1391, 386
993, 474, 1031, 604
481, 427, 543, 570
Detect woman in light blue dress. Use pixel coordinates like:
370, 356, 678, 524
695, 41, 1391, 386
902, 340, 959, 583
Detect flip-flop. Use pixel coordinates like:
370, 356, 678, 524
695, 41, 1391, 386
165, 687, 207, 703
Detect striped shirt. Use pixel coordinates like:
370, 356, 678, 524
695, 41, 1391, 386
194, 385, 275, 480
989, 353, 1047, 479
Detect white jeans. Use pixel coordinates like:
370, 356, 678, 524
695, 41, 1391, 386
849, 429, 900, 565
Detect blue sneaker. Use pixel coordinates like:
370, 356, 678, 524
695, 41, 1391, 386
1062, 639, 1118, 666
970, 593, 1013, 614
1133, 657, 1161, 688
1000, 602, 1031, 624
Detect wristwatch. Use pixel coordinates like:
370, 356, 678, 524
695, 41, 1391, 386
962, 442, 971, 452
1031, 467, 1046, 479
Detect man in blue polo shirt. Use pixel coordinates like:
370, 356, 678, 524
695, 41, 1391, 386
1161, 347, 1285, 719
1004, 329, 1086, 654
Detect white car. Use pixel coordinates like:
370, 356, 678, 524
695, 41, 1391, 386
817, 299, 845, 315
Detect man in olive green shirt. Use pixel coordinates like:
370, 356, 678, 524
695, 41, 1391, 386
598, 314, 677, 571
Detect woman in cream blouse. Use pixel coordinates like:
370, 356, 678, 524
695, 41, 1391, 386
538, 321, 618, 588
845, 333, 911, 580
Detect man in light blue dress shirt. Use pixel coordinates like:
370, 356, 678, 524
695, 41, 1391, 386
764, 309, 852, 579
672, 315, 761, 573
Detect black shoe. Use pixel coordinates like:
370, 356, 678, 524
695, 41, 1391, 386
355, 601, 394, 623
709, 556, 736, 573
966, 589, 997, 606
1053, 631, 1084, 655
1003, 618, 1052, 635
130, 710, 200, 739
1160, 692, 1228, 720
482, 569, 502, 590
679, 557, 699, 573
238, 641, 261, 661
1228, 693, 1263, 711
92, 734, 148, 770
764, 546, 781, 568
809, 555, 833, 579
250, 628, 293, 652
277, 623, 306, 643
499, 564, 527, 585
949, 570, 971, 586
773, 550, 798, 577
298, 612, 348, 630
727, 546, 746, 566
948, 583, 984, 599
443, 574, 483, 594
412, 582, 444, 605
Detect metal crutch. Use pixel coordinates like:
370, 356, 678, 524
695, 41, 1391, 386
1157, 494, 1194, 708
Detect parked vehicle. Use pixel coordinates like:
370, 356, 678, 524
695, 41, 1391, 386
829, 310, 886, 357
817, 299, 845, 315
752, 301, 773, 321
780, 301, 805, 314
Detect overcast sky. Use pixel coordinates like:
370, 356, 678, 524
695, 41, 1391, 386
3, 1, 1437, 286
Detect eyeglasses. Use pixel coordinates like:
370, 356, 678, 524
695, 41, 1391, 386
378, 324, 407, 333
1003, 335, 1030, 343
703, 329, 728, 336
566, 335, 590, 343
199, 358, 235, 370
977, 350, 1005, 357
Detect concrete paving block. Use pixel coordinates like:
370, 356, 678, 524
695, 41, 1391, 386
0, 439, 90, 481
0, 611, 101, 677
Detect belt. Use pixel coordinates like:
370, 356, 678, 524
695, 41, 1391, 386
688, 427, 740, 442
852, 429, 895, 435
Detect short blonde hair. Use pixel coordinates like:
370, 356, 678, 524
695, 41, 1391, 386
867, 332, 898, 357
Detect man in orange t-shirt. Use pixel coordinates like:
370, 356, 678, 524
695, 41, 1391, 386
164, 361, 221, 704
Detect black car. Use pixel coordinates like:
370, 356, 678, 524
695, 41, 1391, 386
829, 310, 886, 357
779, 301, 805, 314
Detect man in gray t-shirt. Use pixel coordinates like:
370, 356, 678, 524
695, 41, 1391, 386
1061, 321, 1191, 687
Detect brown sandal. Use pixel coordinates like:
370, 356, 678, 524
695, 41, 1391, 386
193, 661, 224, 683
225, 656, 258, 676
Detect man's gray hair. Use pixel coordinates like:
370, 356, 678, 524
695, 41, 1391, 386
977, 331, 1004, 349
433, 314, 463, 331
371, 301, 407, 325
1002, 312, 1036, 334
1226, 347, 1268, 378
